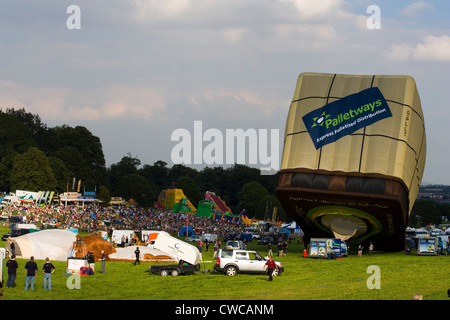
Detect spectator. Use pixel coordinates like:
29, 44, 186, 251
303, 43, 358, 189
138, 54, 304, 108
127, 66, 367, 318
24, 256, 38, 290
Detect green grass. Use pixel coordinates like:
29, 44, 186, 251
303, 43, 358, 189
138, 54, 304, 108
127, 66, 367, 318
1, 225, 449, 300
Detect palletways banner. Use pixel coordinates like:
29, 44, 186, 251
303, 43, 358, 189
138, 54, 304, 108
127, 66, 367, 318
302, 87, 392, 149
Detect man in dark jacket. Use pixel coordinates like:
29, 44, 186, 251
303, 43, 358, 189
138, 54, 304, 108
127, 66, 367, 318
134, 247, 140, 265
6, 255, 18, 288
24, 256, 38, 290
42, 257, 55, 290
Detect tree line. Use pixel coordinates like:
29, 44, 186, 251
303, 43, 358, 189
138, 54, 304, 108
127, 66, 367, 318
0, 108, 285, 221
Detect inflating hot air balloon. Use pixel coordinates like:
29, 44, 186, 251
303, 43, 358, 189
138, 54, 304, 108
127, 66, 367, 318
276, 73, 426, 251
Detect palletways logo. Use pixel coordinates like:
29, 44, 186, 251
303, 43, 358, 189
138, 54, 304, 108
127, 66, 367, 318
302, 87, 392, 149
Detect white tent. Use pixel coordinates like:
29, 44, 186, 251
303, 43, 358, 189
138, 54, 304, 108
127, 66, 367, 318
6, 229, 77, 261
282, 221, 304, 236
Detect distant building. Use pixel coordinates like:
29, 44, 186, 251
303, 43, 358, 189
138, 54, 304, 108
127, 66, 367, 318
417, 185, 450, 202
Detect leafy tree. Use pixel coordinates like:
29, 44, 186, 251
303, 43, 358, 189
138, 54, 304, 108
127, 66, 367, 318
47, 125, 107, 189
168, 164, 199, 183
108, 154, 141, 194
198, 167, 225, 195
410, 200, 441, 227
236, 181, 269, 218
10, 147, 57, 191
0, 111, 36, 160
48, 156, 73, 193
139, 160, 170, 192
256, 195, 287, 221
438, 203, 450, 222
175, 176, 203, 206
115, 173, 153, 207
97, 185, 111, 207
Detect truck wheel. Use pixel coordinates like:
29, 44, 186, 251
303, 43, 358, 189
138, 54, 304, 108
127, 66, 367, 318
225, 265, 237, 276
160, 270, 169, 277
171, 269, 180, 276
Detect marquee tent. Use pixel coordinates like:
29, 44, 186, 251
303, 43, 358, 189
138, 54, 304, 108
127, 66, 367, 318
6, 229, 77, 261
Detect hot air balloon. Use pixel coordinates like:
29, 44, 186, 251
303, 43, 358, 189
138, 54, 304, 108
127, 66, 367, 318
276, 73, 426, 251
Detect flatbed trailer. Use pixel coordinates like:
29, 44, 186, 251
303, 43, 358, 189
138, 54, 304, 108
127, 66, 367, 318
149, 263, 200, 276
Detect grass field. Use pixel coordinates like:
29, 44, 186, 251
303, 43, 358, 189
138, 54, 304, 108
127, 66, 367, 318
1, 225, 449, 301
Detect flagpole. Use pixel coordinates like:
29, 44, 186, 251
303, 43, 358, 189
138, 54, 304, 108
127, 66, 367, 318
186, 214, 189, 242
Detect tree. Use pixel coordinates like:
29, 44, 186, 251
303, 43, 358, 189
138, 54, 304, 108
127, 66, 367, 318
47, 125, 107, 189
97, 185, 111, 207
438, 203, 450, 222
139, 160, 170, 192
256, 195, 287, 221
175, 176, 203, 207
236, 181, 269, 218
410, 200, 441, 227
10, 147, 57, 191
115, 174, 152, 207
108, 154, 141, 194
48, 156, 73, 193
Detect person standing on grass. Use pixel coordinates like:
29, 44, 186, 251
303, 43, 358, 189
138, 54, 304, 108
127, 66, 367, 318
24, 256, 38, 290
42, 257, 55, 291
369, 242, 374, 256
10, 240, 15, 257
134, 247, 140, 265
6, 255, 18, 288
264, 256, 279, 282
100, 250, 106, 273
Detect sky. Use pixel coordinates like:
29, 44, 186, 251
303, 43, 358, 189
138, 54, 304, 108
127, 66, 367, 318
1, 0, 450, 184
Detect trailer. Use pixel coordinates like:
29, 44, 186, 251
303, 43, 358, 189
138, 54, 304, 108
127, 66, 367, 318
149, 262, 200, 276
309, 238, 345, 259
417, 237, 438, 256
149, 232, 203, 276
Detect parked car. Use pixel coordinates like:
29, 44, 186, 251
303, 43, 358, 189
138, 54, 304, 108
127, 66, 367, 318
224, 233, 238, 241
249, 232, 261, 240
187, 235, 202, 242
201, 233, 218, 242
258, 236, 275, 245
225, 240, 245, 250
214, 249, 284, 276
239, 232, 253, 242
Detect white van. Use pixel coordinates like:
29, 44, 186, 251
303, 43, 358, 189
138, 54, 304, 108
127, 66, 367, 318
111, 229, 136, 246
202, 233, 218, 242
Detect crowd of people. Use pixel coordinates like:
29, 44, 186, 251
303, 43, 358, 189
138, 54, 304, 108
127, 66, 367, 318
3, 203, 248, 239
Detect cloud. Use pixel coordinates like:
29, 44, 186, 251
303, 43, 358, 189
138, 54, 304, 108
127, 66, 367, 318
385, 35, 450, 61
401, 1, 434, 17
0, 81, 168, 123
278, 0, 350, 20
133, 0, 192, 20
